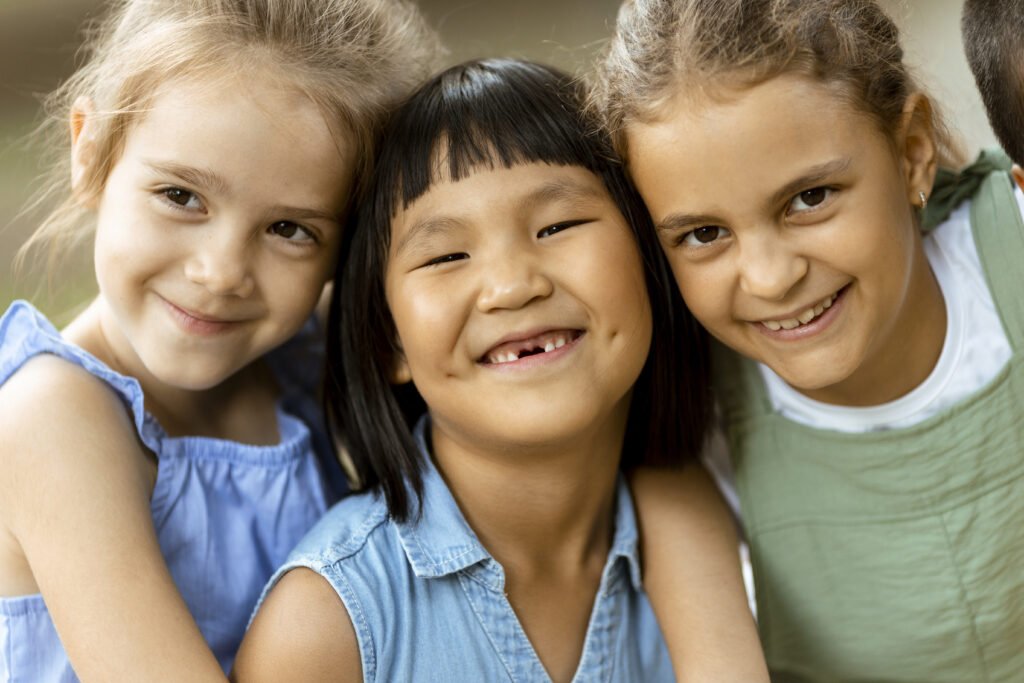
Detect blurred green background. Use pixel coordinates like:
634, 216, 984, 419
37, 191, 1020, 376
0, 0, 995, 324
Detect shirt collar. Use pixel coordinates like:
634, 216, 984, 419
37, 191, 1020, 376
394, 417, 491, 578
395, 416, 644, 591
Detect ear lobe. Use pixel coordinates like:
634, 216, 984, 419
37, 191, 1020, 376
70, 96, 98, 205
1012, 165, 1024, 192
390, 349, 412, 385
898, 93, 939, 207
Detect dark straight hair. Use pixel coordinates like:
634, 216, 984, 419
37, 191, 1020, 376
962, 0, 1024, 166
325, 58, 710, 522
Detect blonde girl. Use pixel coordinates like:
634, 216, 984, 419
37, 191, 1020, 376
596, 0, 1024, 680
0, 0, 439, 680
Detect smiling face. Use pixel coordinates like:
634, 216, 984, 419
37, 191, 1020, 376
626, 74, 943, 405
384, 162, 652, 452
80, 75, 353, 391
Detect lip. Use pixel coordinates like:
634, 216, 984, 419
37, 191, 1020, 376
751, 285, 849, 342
160, 296, 244, 336
478, 327, 585, 371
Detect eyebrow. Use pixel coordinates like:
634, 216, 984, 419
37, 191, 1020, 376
517, 177, 606, 208
145, 160, 340, 223
767, 157, 852, 209
655, 157, 853, 233
143, 160, 230, 194
394, 215, 466, 257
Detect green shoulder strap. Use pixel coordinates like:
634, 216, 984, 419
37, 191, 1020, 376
922, 148, 1013, 231
967, 154, 1024, 349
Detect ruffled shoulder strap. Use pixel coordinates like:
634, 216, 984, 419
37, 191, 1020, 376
0, 300, 164, 453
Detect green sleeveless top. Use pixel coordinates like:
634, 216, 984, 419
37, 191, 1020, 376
713, 150, 1024, 682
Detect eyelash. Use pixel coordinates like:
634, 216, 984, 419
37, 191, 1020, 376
677, 225, 731, 248
269, 221, 319, 245
158, 187, 204, 212
419, 218, 592, 268
156, 187, 319, 245
674, 185, 839, 248
423, 252, 468, 268
537, 219, 590, 238
787, 186, 837, 215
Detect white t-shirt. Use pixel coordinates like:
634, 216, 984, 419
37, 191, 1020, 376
707, 186, 1024, 614
757, 186, 1023, 432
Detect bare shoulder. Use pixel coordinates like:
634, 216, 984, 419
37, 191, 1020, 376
0, 353, 153, 528
233, 567, 362, 683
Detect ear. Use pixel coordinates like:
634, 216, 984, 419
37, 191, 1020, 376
389, 345, 412, 385
70, 96, 99, 206
896, 93, 939, 207
1012, 164, 1024, 192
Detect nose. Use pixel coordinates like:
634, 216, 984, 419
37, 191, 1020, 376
475, 253, 553, 312
184, 228, 256, 298
737, 235, 807, 301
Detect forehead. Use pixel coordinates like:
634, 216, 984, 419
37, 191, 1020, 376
120, 76, 354, 208
404, 162, 606, 212
625, 74, 885, 213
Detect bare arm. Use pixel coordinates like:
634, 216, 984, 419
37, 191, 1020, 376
232, 568, 361, 683
0, 356, 226, 682
630, 463, 769, 682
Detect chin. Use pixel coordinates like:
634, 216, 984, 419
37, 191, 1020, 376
149, 359, 240, 392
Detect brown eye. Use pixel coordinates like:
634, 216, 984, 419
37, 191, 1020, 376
162, 187, 201, 209
693, 226, 720, 243
269, 221, 315, 243
681, 225, 730, 247
788, 187, 835, 214
799, 188, 827, 207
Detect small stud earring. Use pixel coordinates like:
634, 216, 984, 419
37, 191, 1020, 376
918, 190, 928, 209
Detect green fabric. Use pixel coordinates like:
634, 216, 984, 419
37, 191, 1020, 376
714, 151, 1024, 682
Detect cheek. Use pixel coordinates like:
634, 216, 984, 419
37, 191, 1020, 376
669, 260, 730, 326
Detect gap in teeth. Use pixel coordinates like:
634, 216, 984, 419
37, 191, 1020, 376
488, 333, 571, 364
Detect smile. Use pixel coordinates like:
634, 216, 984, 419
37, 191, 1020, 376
758, 290, 841, 331
481, 329, 584, 365
161, 297, 243, 336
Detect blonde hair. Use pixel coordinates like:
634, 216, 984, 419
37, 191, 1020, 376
592, 0, 964, 166
18, 0, 444, 274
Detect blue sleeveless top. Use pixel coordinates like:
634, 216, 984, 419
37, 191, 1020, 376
260, 419, 675, 682
0, 300, 346, 681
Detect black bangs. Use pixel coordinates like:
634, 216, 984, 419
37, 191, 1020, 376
372, 59, 614, 219
327, 58, 711, 523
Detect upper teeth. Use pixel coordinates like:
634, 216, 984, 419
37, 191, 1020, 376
487, 334, 569, 364
761, 292, 838, 331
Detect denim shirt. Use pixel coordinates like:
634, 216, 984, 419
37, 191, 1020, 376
261, 419, 674, 682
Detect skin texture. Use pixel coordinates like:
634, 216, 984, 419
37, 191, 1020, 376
0, 74, 351, 680
235, 162, 660, 683
627, 74, 942, 407
630, 464, 769, 683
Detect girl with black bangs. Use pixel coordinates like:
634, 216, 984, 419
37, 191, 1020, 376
234, 59, 755, 682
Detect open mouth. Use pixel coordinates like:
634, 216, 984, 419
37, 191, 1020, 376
758, 285, 847, 331
480, 329, 584, 365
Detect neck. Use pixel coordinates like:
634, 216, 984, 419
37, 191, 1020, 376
64, 297, 278, 442
429, 403, 628, 577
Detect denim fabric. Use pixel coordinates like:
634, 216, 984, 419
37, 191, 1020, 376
0, 301, 343, 680
264, 419, 674, 682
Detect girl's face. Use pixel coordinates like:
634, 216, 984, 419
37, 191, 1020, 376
626, 74, 939, 405
78, 76, 352, 390
384, 163, 652, 451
